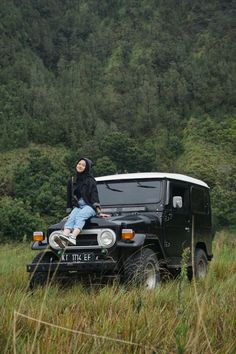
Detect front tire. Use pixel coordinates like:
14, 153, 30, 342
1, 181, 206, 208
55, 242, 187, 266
123, 248, 160, 289
29, 252, 56, 290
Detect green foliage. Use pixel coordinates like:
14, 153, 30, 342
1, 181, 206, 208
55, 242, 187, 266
100, 132, 140, 173
0, 0, 235, 149
13, 148, 68, 221
0, 197, 43, 242
0, 0, 235, 230
212, 186, 236, 227
176, 116, 236, 227
99, 132, 156, 173
93, 156, 117, 177
180, 248, 191, 282
175, 321, 188, 354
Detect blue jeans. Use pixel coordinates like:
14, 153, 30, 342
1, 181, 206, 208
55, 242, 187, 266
64, 198, 96, 231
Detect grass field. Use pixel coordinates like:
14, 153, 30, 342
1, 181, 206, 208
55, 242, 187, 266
0, 231, 235, 354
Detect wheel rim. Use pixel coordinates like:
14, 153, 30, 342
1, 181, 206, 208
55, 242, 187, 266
198, 259, 207, 278
144, 262, 157, 289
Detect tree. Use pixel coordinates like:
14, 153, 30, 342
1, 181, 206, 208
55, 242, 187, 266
99, 132, 142, 173
0, 197, 43, 242
93, 156, 117, 177
13, 149, 67, 221
176, 117, 236, 226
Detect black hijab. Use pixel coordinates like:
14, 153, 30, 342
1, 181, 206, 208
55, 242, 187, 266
67, 157, 100, 209
74, 158, 94, 196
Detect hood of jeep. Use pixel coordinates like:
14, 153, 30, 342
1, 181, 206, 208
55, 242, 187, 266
88, 213, 158, 228
48, 213, 158, 232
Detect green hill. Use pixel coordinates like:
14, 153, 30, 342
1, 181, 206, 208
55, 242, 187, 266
0, 0, 235, 237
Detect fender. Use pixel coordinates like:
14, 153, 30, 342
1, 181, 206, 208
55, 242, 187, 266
116, 233, 146, 248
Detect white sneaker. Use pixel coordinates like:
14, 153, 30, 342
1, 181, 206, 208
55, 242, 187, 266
60, 234, 77, 246
54, 235, 67, 249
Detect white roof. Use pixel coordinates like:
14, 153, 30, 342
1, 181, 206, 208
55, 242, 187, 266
96, 172, 209, 188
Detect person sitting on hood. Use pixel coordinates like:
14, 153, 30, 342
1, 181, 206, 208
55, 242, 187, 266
54, 157, 108, 248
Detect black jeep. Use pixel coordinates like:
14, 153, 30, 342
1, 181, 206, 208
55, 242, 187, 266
27, 173, 214, 289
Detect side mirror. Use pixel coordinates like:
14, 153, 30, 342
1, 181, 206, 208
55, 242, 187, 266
173, 196, 183, 209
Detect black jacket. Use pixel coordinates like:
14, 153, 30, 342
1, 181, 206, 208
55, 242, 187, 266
67, 176, 101, 212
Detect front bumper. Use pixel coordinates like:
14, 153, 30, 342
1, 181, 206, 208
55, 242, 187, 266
27, 260, 117, 273
32, 233, 146, 251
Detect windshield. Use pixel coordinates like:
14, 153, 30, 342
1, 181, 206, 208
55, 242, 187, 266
97, 180, 162, 206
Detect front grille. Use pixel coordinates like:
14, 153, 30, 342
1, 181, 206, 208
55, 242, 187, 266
48, 228, 116, 250
76, 233, 98, 246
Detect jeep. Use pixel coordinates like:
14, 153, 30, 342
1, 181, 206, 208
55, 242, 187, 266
27, 173, 214, 289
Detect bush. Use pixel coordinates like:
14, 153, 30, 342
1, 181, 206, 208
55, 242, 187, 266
93, 156, 117, 176
13, 148, 67, 219
211, 185, 236, 227
0, 197, 43, 242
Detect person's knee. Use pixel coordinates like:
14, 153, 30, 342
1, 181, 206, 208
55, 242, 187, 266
78, 209, 94, 220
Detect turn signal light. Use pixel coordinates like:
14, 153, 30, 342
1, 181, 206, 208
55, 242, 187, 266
33, 231, 44, 242
121, 229, 135, 240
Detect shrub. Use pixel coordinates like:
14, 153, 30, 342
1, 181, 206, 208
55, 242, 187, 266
0, 197, 43, 242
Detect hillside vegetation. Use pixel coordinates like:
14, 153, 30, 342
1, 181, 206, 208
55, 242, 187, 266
0, 0, 235, 239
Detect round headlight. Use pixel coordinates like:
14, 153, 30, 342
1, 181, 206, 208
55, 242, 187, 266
97, 229, 116, 248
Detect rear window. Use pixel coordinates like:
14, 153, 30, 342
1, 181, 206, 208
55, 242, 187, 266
191, 187, 209, 214
97, 180, 162, 206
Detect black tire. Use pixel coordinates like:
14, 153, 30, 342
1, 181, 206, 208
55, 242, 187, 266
29, 252, 56, 290
188, 248, 208, 280
123, 248, 160, 289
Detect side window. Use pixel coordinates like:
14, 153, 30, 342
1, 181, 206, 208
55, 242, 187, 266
170, 183, 189, 213
191, 187, 209, 214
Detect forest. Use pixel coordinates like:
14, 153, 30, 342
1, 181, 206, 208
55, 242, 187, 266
0, 0, 235, 240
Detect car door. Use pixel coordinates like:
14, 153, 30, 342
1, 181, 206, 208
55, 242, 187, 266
191, 186, 213, 256
163, 181, 191, 260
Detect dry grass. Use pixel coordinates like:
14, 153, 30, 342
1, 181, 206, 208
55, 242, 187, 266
0, 231, 236, 353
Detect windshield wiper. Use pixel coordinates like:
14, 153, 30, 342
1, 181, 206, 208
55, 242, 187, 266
136, 181, 156, 188
105, 182, 123, 192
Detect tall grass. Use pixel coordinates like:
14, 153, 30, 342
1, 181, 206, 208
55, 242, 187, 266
0, 231, 235, 353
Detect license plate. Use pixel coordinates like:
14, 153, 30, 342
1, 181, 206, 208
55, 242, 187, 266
61, 253, 95, 262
